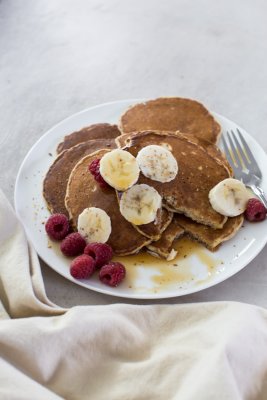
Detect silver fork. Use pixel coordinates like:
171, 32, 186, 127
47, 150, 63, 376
221, 128, 267, 208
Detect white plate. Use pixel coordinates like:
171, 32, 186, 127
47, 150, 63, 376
14, 99, 267, 299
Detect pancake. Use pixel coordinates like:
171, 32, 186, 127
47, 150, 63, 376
117, 131, 232, 175
43, 139, 116, 216
175, 214, 244, 251
116, 132, 132, 148
177, 132, 233, 176
116, 189, 173, 241
146, 218, 185, 259
119, 98, 221, 144
134, 208, 173, 240
65, 149, 151, 256
125, 131, 230, 229
57, 123, 121, 154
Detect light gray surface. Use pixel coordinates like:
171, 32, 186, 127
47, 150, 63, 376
1, 0, 267, 307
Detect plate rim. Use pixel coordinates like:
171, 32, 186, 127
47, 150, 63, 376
14, 99, 267, 300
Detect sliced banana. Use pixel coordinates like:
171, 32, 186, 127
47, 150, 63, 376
77, 207, 111, 243
99, 149, 140, 191
120, 184, 162, 225
209, 178, 250, 217
136, 145, 178, 183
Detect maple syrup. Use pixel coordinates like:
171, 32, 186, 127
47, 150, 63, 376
114, 237, 221, 292
49, 236, 222, 293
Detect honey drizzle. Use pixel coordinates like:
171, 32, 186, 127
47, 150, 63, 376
114, 237, 221, 292
48, 236, 222, 293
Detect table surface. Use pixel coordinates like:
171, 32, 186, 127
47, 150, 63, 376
1, 0, 267, 308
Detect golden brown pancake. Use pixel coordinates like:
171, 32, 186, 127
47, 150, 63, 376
43, 139, 116, 216
65, 150, 151, 256
117, 131, 232, 175
134, 208, 173, 240
57, 123, 121, 153
125, 131, 230, 229
175, 214, 244, 251
147, 212, 243, 258
177, 132, 233, 176
119, 98, 221, 144
115, 133, 132, 148
146, 218, 185, 259
116, 189, 173, 241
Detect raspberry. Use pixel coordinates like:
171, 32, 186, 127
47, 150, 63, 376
70, 255, 96, 279
245, 198, 267, 222
84, 242, 113, 268
60, 232, 86, 257
88, 158, 109, 189
99, 262, 126, 287
45, 213, 69, 240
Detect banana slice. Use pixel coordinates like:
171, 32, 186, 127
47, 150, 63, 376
120, 184, 162, 225
209, 178, 250, 217
99, 149, 140, 191
136, 145, 178, 183
77, 207, 111, 243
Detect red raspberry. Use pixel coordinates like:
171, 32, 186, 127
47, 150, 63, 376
60, 232, 86, 257
70, 255, 96, 279
84, 242, 113, 268
45, 213, 69, 240
99, 262, 126, 287
245, 198, 267, 222
88, 158, 109, 189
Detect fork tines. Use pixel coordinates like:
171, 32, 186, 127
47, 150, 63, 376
222, 128, 261, 178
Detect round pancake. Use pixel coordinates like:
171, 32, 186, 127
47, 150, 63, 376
57, 123, 121, 154
116, 130, 232, 176
125, 131, 230, 229
119, 98, 221, 144
65, 150, 151, 256
43, 139, 116, 216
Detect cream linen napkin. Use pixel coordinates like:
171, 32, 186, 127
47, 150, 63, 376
1, 189, 267, 400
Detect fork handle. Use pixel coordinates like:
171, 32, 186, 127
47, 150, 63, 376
249, 185, 267, 209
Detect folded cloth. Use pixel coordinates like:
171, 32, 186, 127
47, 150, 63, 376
1, 189, 267, 400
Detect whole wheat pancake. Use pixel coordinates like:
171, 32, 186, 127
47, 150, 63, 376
117, 131, 232, 175
146, 218, 185, 259
57, 123, 121, 154
119, 98, 221, 144
178, 132, 233, 176
65, 150, 151, 256
175, 214, 244, 251
116, 189, 173, 241
125, 131, 230, 229
43, 139, 116, 216
116, 132, 132, 148
134, 208, 173, 240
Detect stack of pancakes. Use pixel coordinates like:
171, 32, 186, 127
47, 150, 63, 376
43, 98, 244, 258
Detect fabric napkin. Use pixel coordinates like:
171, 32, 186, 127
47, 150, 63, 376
1, 189, 267, 400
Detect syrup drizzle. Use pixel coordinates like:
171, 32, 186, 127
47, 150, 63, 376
48, 236, 222, 293
114, 237, 222, 292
